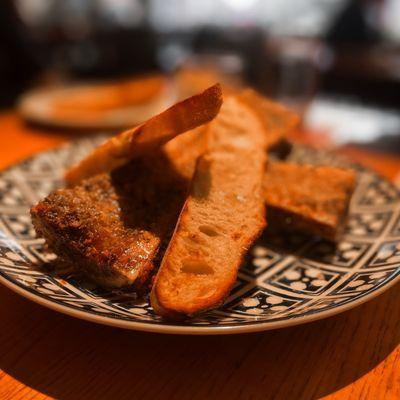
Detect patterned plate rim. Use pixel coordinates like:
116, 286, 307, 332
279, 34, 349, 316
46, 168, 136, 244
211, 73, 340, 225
1, 140, 400, 335
1, 270, 400, 335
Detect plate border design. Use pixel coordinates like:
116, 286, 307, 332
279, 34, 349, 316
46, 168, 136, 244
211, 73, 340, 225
0, 139, 399, 335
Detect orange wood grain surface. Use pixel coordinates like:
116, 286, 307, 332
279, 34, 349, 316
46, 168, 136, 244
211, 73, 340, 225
0, 112, 399, 400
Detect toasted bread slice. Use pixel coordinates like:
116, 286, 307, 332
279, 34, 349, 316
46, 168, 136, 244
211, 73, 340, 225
31, 151, 189, 291
65, 84, 222, 185
31, 122, 209, 291
264, 161, 356, 241
238, 88, 299, 151
32, 120, 209, 291
151, 96, 267, 318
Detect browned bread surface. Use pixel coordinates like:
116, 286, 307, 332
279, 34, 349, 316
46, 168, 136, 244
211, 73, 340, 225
264, 161, 356, 240
65, 84, 222, 186
31, 151, 190, 291
151, 96, 267, 318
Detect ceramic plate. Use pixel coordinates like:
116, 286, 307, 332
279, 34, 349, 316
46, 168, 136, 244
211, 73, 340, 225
1, 137, 400, 335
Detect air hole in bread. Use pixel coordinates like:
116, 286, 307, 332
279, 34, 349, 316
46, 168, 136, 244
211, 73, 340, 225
199, 225, 219, 237
181, 258, 213, 275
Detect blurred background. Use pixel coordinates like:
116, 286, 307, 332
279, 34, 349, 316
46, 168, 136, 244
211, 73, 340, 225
1, 0, 400, 154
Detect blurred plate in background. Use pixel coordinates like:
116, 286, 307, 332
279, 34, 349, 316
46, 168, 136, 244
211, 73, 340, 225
17, 75, 174, 130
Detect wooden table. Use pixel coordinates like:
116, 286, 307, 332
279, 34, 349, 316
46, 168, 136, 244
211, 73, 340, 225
0, 112, 400, 400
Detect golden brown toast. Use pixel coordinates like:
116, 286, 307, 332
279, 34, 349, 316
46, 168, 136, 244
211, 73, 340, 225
151, 96, 267, 319
31, 150, 191, 291
32, 85, 221, 290
65, 84, 222, 186
264, 161, 356, 240
31, 123, 211, 292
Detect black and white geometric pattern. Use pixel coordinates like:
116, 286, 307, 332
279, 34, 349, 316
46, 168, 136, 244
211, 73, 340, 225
0, 139, 400, 333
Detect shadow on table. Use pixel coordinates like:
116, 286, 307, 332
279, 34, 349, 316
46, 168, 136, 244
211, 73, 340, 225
0, 282, 399, 400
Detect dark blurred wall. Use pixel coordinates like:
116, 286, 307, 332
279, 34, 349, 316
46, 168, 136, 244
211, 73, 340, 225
0, 1, 42, 107
0, 0, 159, 107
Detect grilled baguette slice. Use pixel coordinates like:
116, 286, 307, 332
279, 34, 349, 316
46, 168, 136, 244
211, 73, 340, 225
151, 96, 267, 318
65, 84, 222, 186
